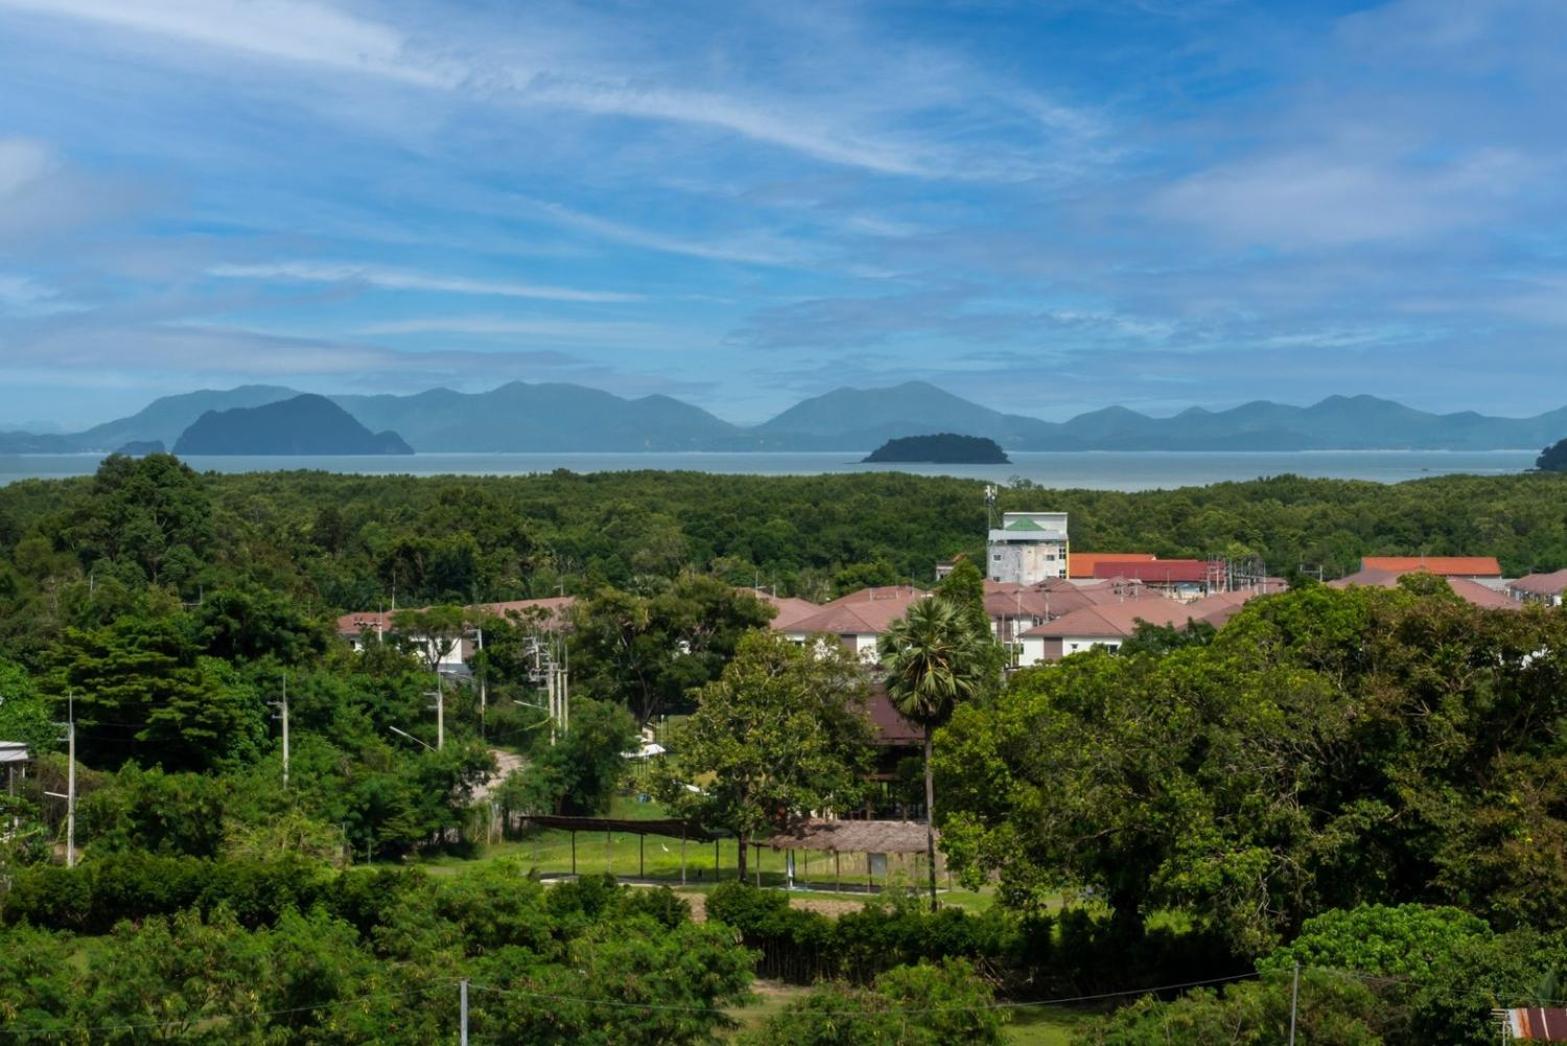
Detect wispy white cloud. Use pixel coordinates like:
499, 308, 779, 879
1151, 147, 1535, 248
208, 261, 639, 303
0, 0, 456, 86
523, 199, 805, 267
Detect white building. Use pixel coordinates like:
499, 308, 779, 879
987, 512, 1069, 585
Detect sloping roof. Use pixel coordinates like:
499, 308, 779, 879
784, 595, 924, 636
742, 589, 823, 630
1092, 559, 1216, 584
983, 587, 1055, 620
823, 585, 928, 608
1508, 1008, 1567, 1041
1022, 598, 1188, 640
863, 688, 923, 746
1069, 552, 1157, 579
1184, 589, 1269, 628
1361, 555, 1502, 577
336, 596, 575, 636
1330, 569, 1519, 610
767, 819, 937, 855
1509, 569, 1567, 596
0, 741, 28, 764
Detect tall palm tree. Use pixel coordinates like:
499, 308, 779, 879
878, 596, 990, 910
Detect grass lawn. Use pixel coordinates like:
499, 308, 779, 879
1003, 1004, 1106, 1044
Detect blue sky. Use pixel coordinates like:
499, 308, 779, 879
1, 0, 1564, 429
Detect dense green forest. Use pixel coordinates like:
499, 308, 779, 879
5, 455, 1567, 1041
3, 459, 1567, 627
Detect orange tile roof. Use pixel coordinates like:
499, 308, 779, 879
1068, 552, 1156, 579
1360, 556, 1501, 577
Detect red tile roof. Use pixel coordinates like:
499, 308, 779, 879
1069, 552, 1156, 579
1091, 559, 1217, 584
1360, 556, 1501, 577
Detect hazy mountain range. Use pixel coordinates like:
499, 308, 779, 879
3, 381, 1566, 454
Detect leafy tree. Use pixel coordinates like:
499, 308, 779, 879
77, 764, 230, 857
654, 631, 872, 880
879, 596, 992, 910
500, 695, 637, 815
1258, 904, 1492, 980
1082, 968, 1382, 1045
53, 604, 267, 771
743, 959, 1006, 1045
938, 585, 1567, 951
570, 573, 775, 724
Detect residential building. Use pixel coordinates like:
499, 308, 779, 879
1068, 552, 1156, 579
1329, 568, 1519, 610
1507, 570, 1567, 606
778, 586, 928, 663
1014, 587, 1276, 666
1090, 558, 1226, 600
741, 588, 822, 629
987, 512, 1069, 584
336, 596, 575, 670
1359, 556, 1503, 581
1016, 599, 1189, 666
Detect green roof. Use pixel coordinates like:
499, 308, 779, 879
1005, 518, 1046, 532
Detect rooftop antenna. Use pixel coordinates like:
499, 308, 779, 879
984, 485, 997, 532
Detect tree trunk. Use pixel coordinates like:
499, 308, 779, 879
924, 730, 938, 912
737, 831, 748, 882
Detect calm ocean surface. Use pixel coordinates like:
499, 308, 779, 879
0, 450, 1536, 491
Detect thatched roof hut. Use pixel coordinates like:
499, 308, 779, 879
765, 819, 936, 856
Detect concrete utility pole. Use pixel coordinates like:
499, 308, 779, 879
1288, 960, 1300, 1045
427, 677, 445, 751
271, 675, 289, 790
50, 692, 76, 868
459, 979, 469, 1045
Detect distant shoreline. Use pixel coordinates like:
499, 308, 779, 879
0, 448, 1537, 494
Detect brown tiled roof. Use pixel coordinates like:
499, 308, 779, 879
784, 596, 923, 636
1330, 569, 1519, 610
742, 589, 823, 629
863, 687, 923, 746
767, 819, 937, 855
1021, 599, 1187, 639
336, 596, 575, 636
823, 585, 928, 608
1361, 555, 1502, 577
1069, 552, 1156, 579
1509, 570, 1567, 596
1183, 589, 1270, 628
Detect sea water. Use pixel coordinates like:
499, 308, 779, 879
0, 449, 1536, 492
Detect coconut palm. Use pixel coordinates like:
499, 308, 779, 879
878, 595, 991, 910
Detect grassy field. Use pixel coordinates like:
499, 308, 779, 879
416, 795, 996, 907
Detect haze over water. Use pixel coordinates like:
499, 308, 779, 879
0, 450, 1534, 492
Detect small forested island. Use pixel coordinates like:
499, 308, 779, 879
1537, 436, 1567, 471
172, 394, 414, 456
863, 432, 1010, 464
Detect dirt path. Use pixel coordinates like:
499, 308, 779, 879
679, 890, 866, 924
472, 748, 524, 803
